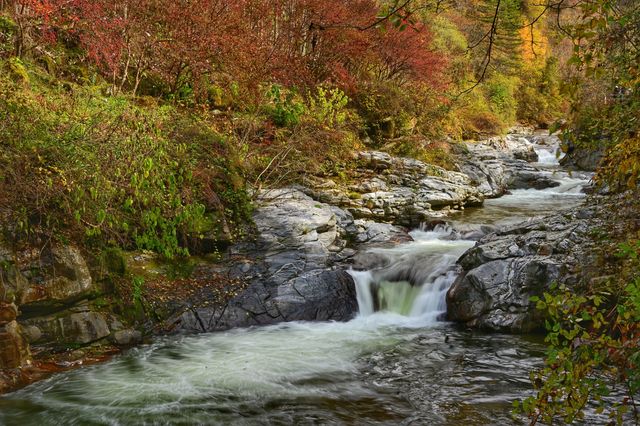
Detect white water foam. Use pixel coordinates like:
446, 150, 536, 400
348, 226, 475, 325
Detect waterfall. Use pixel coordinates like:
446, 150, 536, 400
534, 146, 561, 165
349, 226, 475, 323
528, 133, 565, 166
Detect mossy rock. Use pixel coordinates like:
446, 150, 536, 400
101, 248, 127, 276
6, 57, 29, 84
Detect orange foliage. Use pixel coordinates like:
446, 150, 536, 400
519, 23, 549, 63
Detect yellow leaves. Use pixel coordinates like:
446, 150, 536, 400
598, 134, 640, 190
519, 24, 548, 64
36, 165, 70, 190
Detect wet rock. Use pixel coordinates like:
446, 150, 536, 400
180, 269, 358, 332
0, 321, 30, 369
110, 329, 143, 346
175, 189, 360, 332
22, 311, 110, 345
447, 207, 600, 332
509, 171, 561, 190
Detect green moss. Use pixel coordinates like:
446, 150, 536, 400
92, 297, 110, 309
163, 258, 196, 280
6, 57, 29, 84
102, 248, 127, 276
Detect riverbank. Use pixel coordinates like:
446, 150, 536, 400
2, 129, 611, 424
0, 128, 597, 398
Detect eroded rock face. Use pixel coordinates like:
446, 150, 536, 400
0, 321, 30, 369
7, 245, 97, 315
0, 276, 29, 369
447, 207, 600, 332
301, 151, 485, 226
0, 242, 112, 370
177, 189, 365, 332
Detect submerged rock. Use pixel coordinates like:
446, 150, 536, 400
110, 329, 143, 346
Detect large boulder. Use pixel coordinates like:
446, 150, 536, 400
560, 140, 605, 171
447, 206, 600, 332
179, 269, 357, 331
21, 308, 110, 346
3, 244, 98, 316
176, 189, 360, 332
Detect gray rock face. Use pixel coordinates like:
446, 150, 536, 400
457, 135, 561, 197
560, 140, 605, 171
177, 189, 364, 332
447, 207, 599, 332
301, 151, 485, 226
22, 310, 110, 345
7, 245, 97, 315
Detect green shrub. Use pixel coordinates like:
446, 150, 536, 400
352, 81, 416, 145
486, 74, 518, 125
265, 84, 305, 127
516, 58, 564, 126
0, 14, 17, 56
517, 237, 640, 424
0, 67, 250, 258
307, 86, 349, 127
6, 57, 29, 84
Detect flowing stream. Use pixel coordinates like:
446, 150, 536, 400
0, 135, 591, 425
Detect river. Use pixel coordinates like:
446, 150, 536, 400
0, 136, 590, 425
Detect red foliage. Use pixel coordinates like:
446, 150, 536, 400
9, 0, 447, 96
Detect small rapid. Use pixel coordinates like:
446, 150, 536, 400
0, 132, 594, 425
530, 134, 564, 166
350, 226, 474, 323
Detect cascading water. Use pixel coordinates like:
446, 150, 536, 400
525, 132, 565, 166
453, 133, 591, 227
349, 226, 475, 323
0, 132, 596, 425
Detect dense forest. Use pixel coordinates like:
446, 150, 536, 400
1, 0, 639, 424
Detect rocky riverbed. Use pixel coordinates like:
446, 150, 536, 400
0, 129, 599, 394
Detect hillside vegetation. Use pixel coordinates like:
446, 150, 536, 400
0, 0, 572, 256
